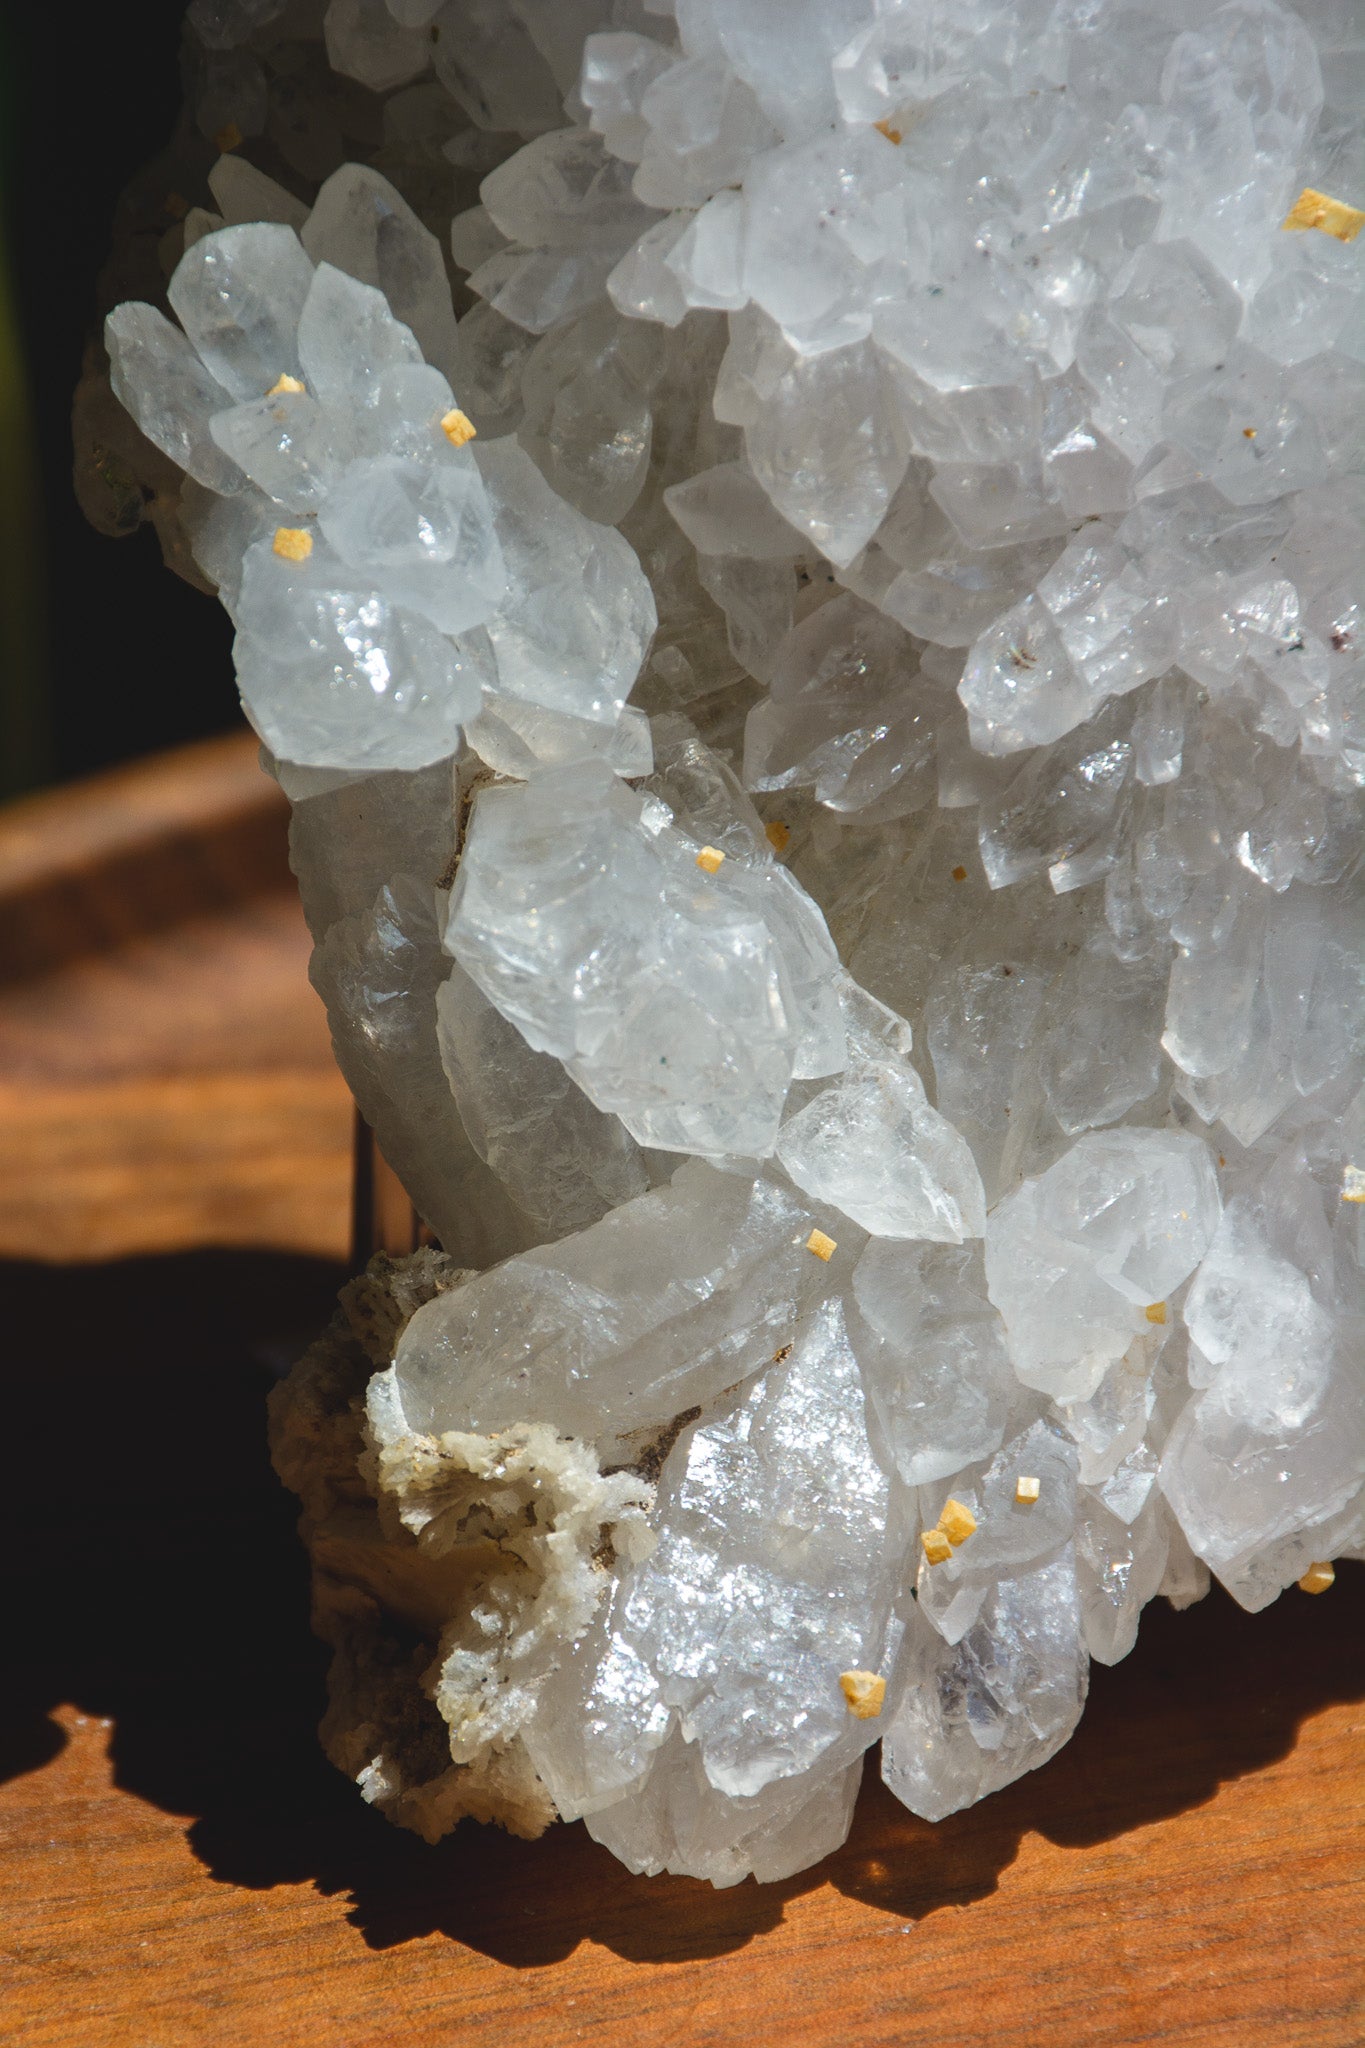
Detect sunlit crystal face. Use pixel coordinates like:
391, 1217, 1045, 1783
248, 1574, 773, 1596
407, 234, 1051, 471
101, 0, 1363, 1892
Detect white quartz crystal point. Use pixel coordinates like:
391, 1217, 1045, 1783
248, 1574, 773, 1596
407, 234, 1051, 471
475, 437, 656, 724
168, 221, 315, 400
959, 530, 1178, 755
390, 1157, 864, 1453
295, 261, 424, 415
302, 163, 460, 380
985, 1130, 1223, 1399
233, 533, 486, 769
318, 453, 507, 635
579, 32, 673, 165
850, 1240, 1014, 1487
464, 695, 654, 780
742, 337, 909, 570
209, 384, 351, 512
324, 0, 432, 93
207, 152, 310, 232
881, 1548, 1089, 1824
776, 981, 985, 1242
581, 1732, 865, 1889
444, 759, 843, 1157
743, 591, 948, 819
435, 961, 652, 1240
522, 1298, 905, 1836
104, 302, 245, 494
1159, 1178, 1365, 1594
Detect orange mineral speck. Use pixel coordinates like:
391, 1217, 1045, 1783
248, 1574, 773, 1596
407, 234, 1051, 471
952, 864, 968, 881
268, 373, 306, 396
937, 1498, 976, 1547
272, 527, 314, 562
874, 118, 903, 144
214, 121, 243, 153
1145, 1302, 1167, 1325
1298, 1561, 1335, 1594
695, 845, 726, 875
441, 408, 478, 448
765, 820, 791, 854
921, 1528, 953, 1566
1282, 187, 1365, 241
805, 1228, 837, 1262
840, 1670, 886, 1719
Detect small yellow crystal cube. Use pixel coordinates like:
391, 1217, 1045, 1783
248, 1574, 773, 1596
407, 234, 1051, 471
1145, 1301, 1167, 1324
1282, 188, 1365, 242
267, 373, 306, 397
805, 1228, 837, 1262
764, 820, 790, 854
937, 1498, 976, 1546
921, 1527, 953, 1566
1299, 1561, 1335, 1595
1015, 1475, 1041, 1504
695, 845, 726, 874
839, 1670, 886, 1719
441, 407, 478, 448
272, 527, 314, 562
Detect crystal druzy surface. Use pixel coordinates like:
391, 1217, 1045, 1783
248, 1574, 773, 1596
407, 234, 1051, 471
104, 0, 1363, 1886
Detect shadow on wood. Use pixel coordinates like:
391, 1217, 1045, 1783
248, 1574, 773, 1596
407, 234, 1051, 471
2, 1247, 1360, 1976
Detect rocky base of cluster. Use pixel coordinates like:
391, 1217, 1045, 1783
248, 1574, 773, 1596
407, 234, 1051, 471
268, 1250, 655, 1848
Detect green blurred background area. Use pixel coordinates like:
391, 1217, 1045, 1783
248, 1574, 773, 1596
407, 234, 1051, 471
0, 2, 239, 801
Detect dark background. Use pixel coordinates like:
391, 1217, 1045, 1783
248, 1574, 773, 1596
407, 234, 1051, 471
3, 2, 239, 798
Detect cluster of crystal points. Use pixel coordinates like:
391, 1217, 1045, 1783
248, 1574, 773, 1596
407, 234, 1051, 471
105, 0, 1363, 1886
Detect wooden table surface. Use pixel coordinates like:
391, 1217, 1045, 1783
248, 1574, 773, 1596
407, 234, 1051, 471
1, 734, 1361, 2048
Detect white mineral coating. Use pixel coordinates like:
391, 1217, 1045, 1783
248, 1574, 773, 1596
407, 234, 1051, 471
105, 0, 1365, 1894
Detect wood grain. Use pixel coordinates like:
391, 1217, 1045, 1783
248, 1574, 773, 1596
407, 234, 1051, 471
0, 738, 1361, 2048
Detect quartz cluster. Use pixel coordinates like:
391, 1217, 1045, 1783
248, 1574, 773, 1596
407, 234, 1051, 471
102, 0, 1363, 1886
